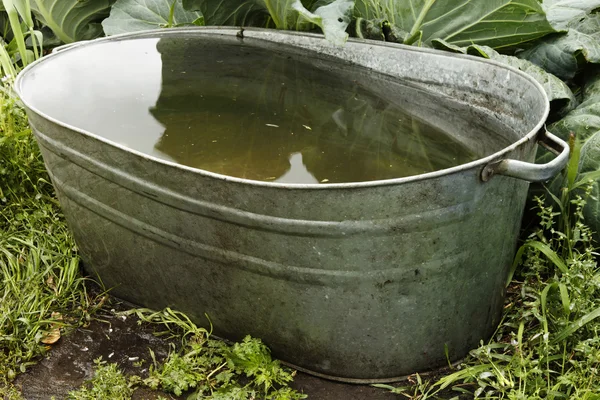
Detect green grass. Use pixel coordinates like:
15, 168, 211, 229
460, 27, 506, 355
0, 93, 101, 389
0, 2, 102, 392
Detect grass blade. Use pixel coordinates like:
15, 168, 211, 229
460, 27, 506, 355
525, 241, 568, 274
551, 306, 600, 345
558, 283, 570, 316
507, 244, 527, 286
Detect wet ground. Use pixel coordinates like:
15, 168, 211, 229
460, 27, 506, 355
13, 301, 404, 400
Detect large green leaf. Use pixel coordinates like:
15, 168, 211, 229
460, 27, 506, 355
550, 67, 600, 148
102, 0, 204, 35
182, 0, 270, 27
182, 0, 354, 44
29, 0, 114, 43
546, 67, 600, 235
542, 0, 600, 30
578, 73, 600, 231
432, 40, 576, 115
292, 0, 353, 45
519, 13, 600, 80
353, 0, 556, 50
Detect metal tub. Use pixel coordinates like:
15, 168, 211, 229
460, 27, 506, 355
15, 28, 568, 382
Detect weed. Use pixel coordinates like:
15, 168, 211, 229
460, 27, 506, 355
130, 308, 306, 399
0, 380, 24, 400
373, 374, 434, 399
67, 358, 135, 400
66, 308, 306, 399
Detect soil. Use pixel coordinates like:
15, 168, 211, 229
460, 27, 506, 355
14, 305, 176, 400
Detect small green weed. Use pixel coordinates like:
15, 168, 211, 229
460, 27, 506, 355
0, 380, 24, 400
67, 358, 135, 400
66, 308, 306, 399
132, 308, 306, 399
373, 374, 434, 399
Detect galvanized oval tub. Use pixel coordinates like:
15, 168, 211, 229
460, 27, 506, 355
15, 27, 568, 382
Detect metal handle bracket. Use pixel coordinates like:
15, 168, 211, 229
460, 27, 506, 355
481, 129, 570, 183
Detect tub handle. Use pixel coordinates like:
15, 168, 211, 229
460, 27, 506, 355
481, 130, 570, 183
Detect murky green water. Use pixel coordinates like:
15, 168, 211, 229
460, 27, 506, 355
24, 37, 493, 184
151, 106, 477, 184
149, 40, 481, 184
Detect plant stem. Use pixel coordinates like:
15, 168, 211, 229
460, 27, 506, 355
408, 0, 435, 40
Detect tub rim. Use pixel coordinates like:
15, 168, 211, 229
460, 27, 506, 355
14, 26, 551, 190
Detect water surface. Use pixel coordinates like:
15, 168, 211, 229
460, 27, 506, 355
21, 36, 506, 184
